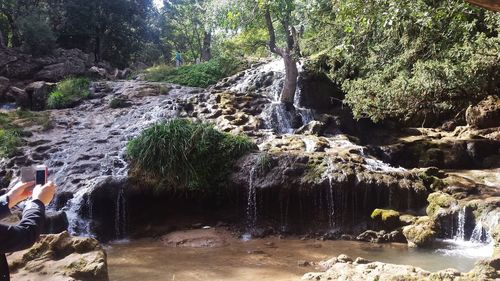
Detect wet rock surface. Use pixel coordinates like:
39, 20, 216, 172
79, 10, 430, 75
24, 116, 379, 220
7, 231, 108, 281
303, 253, 500, 281
161, 228, 231, 248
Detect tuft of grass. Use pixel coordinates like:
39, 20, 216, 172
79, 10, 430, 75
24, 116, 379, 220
144, 57, 246, 88
47, 77, 91, 109
0, 112, 23, 157
256, 152, 273, 174
127, 119, 256, 193
0, 109, 54, 157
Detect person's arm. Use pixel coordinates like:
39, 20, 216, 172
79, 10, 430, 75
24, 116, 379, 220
0, 199, 45, 253
0, 195, 10, 220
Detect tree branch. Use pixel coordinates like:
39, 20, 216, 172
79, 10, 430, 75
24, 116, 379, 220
264, 6, 283, 57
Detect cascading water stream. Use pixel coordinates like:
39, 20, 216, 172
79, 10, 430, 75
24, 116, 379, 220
244, 166, 258, 240
455, 207, 466, 241
115, 187, 127, 239
438, 207, 498, 258
323, 160, 337, 228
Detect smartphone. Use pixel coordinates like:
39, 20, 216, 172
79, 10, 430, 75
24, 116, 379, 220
35, 165, 48, 185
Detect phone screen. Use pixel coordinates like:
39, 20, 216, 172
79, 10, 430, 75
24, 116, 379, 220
36, 169, 46, 185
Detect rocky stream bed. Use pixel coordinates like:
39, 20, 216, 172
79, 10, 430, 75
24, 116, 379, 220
1, 60, 499, 280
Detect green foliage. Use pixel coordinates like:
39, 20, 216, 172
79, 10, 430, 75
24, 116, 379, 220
127, 119, 256, 193
47, 78, 91, 109
18, 13, 55, 55
304, 0, 500, 125
0, 108, 52, 159
0, 113, 22, 157
0, 128, 21, 157
216, 28, 269, 58
144, 56, 246, 87
256, 152, 273, 174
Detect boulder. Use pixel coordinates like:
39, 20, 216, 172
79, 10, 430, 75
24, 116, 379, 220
6, 86, 29, 108
8, 231, 109, 281
0, 48, 94, 81
466, 96, 500, 129
426, 191, 457, 218
89, 66, 110, 79
302, 254, 431, 281
370, 208, 401, 230
356, 229, 406, 243
402, 216, 437, 247
24, 81, 56, 110
35, 61, 87, 82
467, 255, 500, 280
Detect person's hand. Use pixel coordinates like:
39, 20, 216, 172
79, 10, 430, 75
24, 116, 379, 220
32, 181, 56, 206
6, 181, 35, 208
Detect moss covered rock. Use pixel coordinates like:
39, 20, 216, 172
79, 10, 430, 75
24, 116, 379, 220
370, 209, 401, 229
426, 191, 457, 218
402, 216, 437, 248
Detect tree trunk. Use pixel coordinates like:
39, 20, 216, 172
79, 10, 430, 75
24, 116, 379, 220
6, 13, 20, 47
264, 8, 298, 107
201, 31, 211, 61
465, 0, 500, 11
281, 50, 298, 105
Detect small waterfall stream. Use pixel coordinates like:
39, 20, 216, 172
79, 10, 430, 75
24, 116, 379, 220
115, 187, 127, 239
244, 166, 258, 239
324, 160, 336, 228
454, 207, 466, 241
438, 207, 499, 258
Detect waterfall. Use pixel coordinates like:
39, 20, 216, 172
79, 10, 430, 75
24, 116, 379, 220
327, 177, 335, 228
470, 222, 486, 243
454, 207, 466, 241
65, 184, 95, 237
115, 187, 127, 239
230, 59, 315, 134
324, 160, 336, 228
245, 166, 258, 237
438, 207, 498, 258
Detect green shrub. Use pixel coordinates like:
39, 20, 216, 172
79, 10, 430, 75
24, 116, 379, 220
47, 78, 91, 109
144, 56, 246, 88
0, 129, 22, 157
304, 0, 500, 125
127, 119, 256, 193
0, 113, 22, 157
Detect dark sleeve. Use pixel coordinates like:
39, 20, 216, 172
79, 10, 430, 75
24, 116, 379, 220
0, 200, 45, 254
0, 195, 10, 220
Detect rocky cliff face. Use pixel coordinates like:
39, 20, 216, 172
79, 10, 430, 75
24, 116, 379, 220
0, 48, 131, 111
